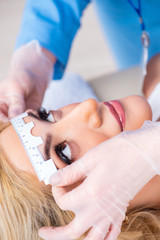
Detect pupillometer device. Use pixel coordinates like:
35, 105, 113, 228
10, 112, 57, 185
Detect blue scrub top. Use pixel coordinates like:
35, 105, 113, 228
15, 0, 160, 79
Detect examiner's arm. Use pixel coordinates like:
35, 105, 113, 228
143, 54, 160, 98
15, 0, 91, 79
0, 0, 90, 121
143, 54, 160, 121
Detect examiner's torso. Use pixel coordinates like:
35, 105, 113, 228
93, 0, 160, 70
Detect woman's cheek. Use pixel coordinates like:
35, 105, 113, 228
122, 96, 152, 131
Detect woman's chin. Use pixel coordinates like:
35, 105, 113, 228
120, 95, 152, 131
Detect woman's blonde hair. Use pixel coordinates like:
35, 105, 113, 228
0, 122, 75, 240
120, 206, 160, 240
0, 122, 160, 240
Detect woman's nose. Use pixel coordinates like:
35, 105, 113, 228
73, 98, 102, 128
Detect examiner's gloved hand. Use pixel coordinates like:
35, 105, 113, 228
0, 40, 54, 121
39, 121, 160, 240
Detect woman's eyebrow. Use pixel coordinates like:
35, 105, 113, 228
44, 134, 52, 160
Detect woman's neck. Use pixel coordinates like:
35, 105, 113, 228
128, 175, 160, 211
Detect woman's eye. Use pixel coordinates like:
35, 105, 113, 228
37, 107, 55, 122
46, 113, 55, 122
55, 142, 72, 165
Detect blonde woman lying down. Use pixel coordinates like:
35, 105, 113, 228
0, 66, 160, 239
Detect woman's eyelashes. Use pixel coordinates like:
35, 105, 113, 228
55, 141, 74, 165
37, 107, 56, 122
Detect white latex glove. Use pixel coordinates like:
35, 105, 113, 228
0, 40, 53, 121
39, 121, 160, 240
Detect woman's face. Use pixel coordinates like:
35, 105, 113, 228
0, 95, 152, 176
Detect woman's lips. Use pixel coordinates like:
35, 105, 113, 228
103, 101, 125, 131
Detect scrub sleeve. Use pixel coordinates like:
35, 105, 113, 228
15, 0, 160, 79
15, 0, 91, 79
